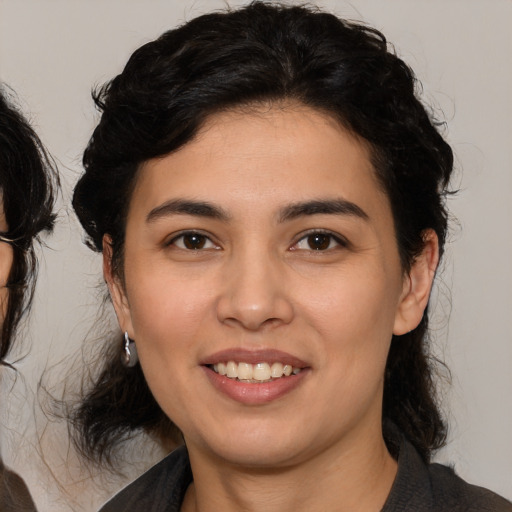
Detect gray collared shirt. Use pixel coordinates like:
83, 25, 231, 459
99, 436, 512, 511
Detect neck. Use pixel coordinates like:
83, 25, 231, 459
182, 426, 397, 512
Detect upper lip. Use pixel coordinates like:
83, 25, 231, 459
200, 348, 308, 368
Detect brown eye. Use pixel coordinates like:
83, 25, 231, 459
306, 233, 331, 250
171, 232, 217, 250
293, 231, 345, 252
183, 234, 207, 249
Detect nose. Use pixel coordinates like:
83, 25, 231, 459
216, 249, 294, 331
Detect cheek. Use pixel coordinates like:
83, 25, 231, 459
301, 264, 401, 383
0, 247, 13, 321
303, 265, 401, 336
125, 268, 214, 357
124, 272, 214, 417
0, 246, 13, 284
0, 288, 8, 321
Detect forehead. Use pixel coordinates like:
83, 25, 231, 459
130, 105, 390, 222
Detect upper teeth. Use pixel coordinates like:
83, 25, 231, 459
213, 361, 301, 382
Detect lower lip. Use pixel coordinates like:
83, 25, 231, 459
203, 366, 309, 405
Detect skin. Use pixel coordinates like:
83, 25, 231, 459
0, 195, 13, 319
106, 104, 438, 512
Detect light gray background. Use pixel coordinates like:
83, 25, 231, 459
0, 0, 511, 510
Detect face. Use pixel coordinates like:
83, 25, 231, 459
0, 194, 14, 320
108, 105, 436, 469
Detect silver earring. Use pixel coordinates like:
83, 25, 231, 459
122, 332, 138, 368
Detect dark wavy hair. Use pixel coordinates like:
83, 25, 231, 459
72, 1, 453, 466
0, 87, 57, 365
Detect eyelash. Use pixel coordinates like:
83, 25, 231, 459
292, 230, 348, 252
166, 231, 219, 251
166, 229, 347, 252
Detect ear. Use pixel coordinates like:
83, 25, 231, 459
393, 229, 439, 336
103, 235, 134, 336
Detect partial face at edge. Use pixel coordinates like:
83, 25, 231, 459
0, 194, 14, 322
105, 105, 438, 468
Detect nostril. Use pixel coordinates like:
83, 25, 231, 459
216, 273, 294, 329
220, 315, 290, 332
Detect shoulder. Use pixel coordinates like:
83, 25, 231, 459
383, 432, 512, 512
428, 462, 512, 512
0, 458, 38, 512
98, 445, 192, 512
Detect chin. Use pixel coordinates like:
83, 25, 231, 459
190, 421, 315, 469
216, 442, 305, 469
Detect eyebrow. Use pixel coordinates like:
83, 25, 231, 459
278, 199, 369, 223
146, 198, 368, 224
146, 199, 230, 223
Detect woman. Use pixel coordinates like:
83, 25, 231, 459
0, 88, 57, 511
72, 3, 512, 510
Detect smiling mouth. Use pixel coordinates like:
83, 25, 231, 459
210, 361, 302, 383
